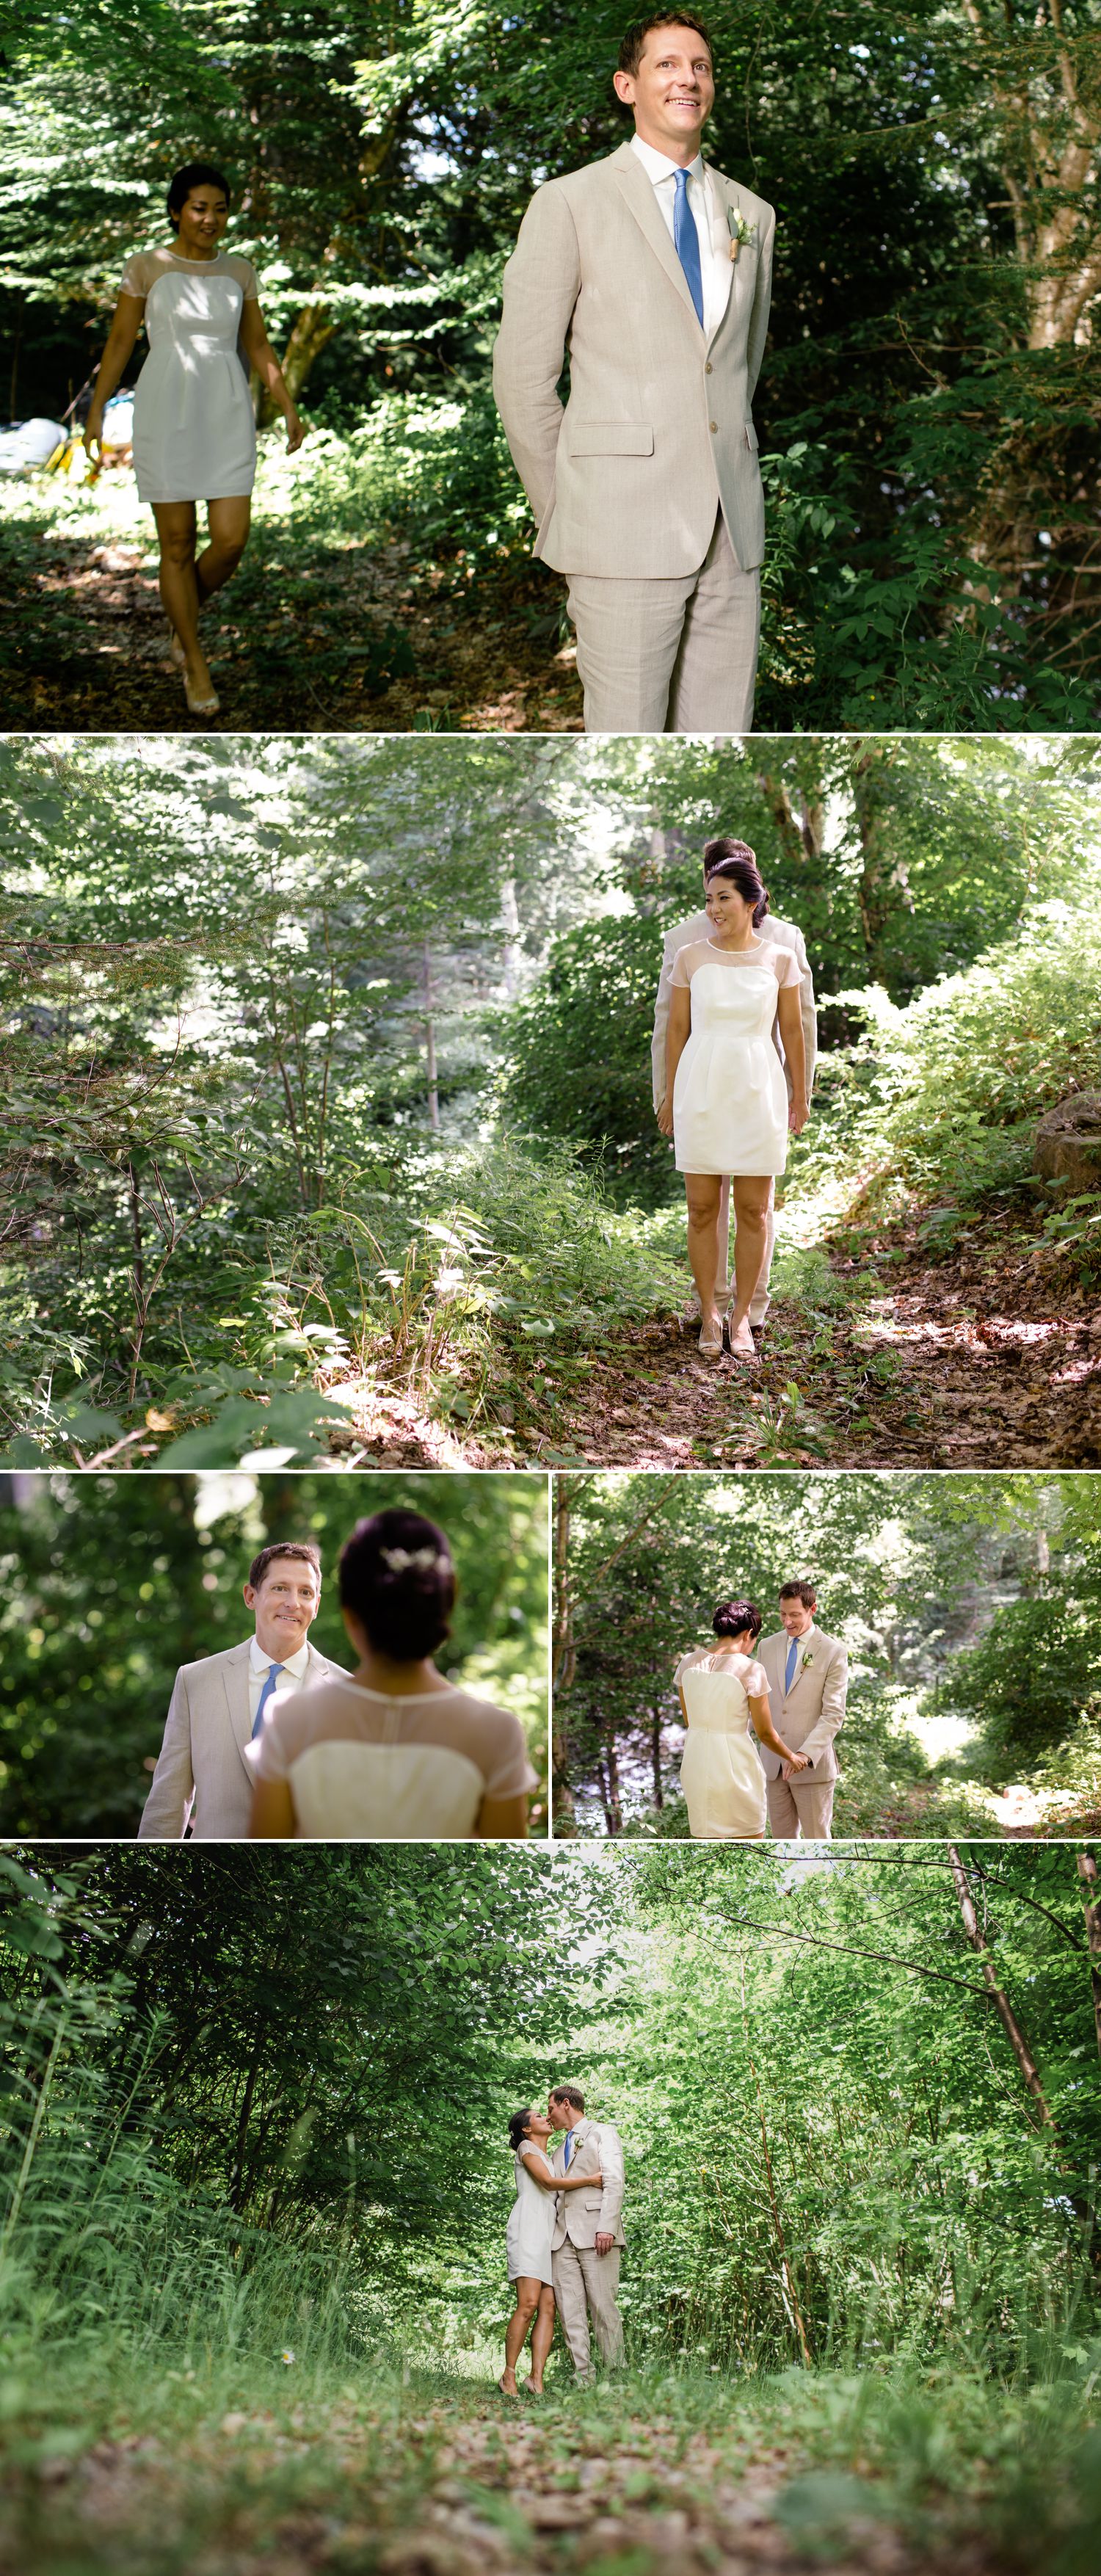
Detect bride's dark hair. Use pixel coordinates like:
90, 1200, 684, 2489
702, 837, 769, 926
713, 1599, 763, 1641
338, 1506, 455, 1660
508, 2108, 536, 2150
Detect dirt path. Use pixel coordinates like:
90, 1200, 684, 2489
0, 2380, 1015, 2576
1, 503, 584, 733
531, 1212, 1101, 1471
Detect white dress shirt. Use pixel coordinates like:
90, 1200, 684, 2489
248, 1635, 311, 1730
630, 133, 733, 344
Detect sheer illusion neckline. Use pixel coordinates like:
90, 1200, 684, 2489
704, 936, 766, 959
336, 1677, 462, 1704
165, 247, 225, 266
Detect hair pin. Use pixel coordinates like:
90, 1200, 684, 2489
379, 1545, 445, 1572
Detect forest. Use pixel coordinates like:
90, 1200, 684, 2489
551, 1470, 1101, 1840
1, 1, 1099, 730
0, 1467, 549, 1835
0, 1840, 1098, 2574
4, 728, 1100, 1474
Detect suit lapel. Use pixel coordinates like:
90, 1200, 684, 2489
705, 166, 757, 352
608, 143, 703, 329
221, 1641, 255, 1775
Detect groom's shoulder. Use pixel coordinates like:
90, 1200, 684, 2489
526, 145, 631, 211
705, 164, 774, 227
174, 1637, 250, 1686
664, 907, 708, 954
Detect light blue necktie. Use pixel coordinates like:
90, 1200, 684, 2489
252, 1662, 283, 1738
785, 1638, 798, 1695
563, 2132, 573, 2169
672, 167, 704, 328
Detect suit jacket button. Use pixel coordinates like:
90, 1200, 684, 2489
705, 361, 713, 374
709, 421, 718, 433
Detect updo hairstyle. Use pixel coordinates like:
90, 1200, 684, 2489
508, 2108, 536, 2150
167, 162, 231, 231
713, 1599, 763, 1642
338, 1506, 455, 1661
702, 835, 770, 926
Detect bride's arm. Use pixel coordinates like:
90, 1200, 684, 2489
520, 2147, 603, 2192
746, 1689, 809, 1771
658, 983, 691, 1136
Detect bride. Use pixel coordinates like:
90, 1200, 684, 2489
658, 844, 809, 1360
499, 2109, 601, 2397
675, 1598, 809, 1838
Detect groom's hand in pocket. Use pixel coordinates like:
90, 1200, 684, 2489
595, 2232, 615, 2256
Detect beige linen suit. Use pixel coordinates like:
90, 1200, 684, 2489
653, 910, 817, 1321
138, 1638, 348, 1839
493, 142, 774, 732
550, 2119, 626, 2378
756, 1623, 848, 1839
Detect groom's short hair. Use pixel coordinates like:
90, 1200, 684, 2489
550, 2083, 586, 2111
247, 1542, 322, 1590
617, 13, 715, 79
780, 1578, 818, 1608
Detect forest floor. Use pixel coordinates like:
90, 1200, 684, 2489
1, 2359, 1091, 2576
512, 1202, 1101, 1474
0, 471, 585, 733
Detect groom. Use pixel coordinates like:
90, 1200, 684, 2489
138, 1542, 348, 1838
652, 838, 818, 1335
493, 15, 774, 733
757, 1580, 848, 1839
548, 2083, 626, 2380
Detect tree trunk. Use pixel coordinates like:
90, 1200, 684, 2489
947, 1845, 1055, 2127
651, 1705, 664, 1810
739, 1957, 813, 2365
602, 1733, 623, 1837
423, 941, 440, 1130
256, 302, 338, 427
1078, 1852, 1101, 2061
551, 1482, 576, 1833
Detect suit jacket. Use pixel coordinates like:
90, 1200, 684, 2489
550, 2118, 626, 2252
755, 1624, 848, 1782
493, 142, 774, 578
652, 910, 817, 1112
137, 1637, 349, 1839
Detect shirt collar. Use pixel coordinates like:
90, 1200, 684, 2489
631, 134, 705, 189
250, 1636, 310, 1679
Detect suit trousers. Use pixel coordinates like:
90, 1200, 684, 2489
702, 1178, 775, 1323
566, 512, 760, 735
766, 1773, 835, 1840
551, 2241, 625, 2377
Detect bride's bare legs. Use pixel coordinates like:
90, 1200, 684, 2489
728, 1177, 772, 1350
501, 2278, 541, 2392
153, 502, 215, 701
685, 1175, 723, 1342
526, 2286, 556, 2392
196, 495, 251, 603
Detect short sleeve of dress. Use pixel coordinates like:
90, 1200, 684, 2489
226, 255, 261, 300
744, 1658, 768, 1699
772, 943, 802, 989
120, 253, 151, 300
670, 946, 692, 988
482, 1708, 539, 1801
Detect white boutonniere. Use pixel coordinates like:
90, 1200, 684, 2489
726, 205, 757, 264
800, 1650, 815, 1672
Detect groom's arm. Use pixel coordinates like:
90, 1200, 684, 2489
137, 1669, 195, 1838
745, 203, 776, 405
595, 2122, 625, 2246
493, 184, 582, 526
799, 1644, 849, 1768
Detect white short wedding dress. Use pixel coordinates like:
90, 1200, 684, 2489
120, 247, 260, 502
506, 2146, 554, 2285
671, 937, 801, 1175
675, 1647, 769, 1837
250, 1677, 537, 1838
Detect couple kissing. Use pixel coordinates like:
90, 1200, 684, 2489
501, 2083, 625, 2395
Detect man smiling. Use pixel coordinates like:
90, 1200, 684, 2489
493, 13, 774, 733
138, 1542, 348, 1838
